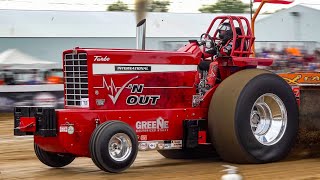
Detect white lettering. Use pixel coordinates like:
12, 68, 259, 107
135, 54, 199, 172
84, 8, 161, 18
142, 121, 147, 129
135, 117, 169, 133
152, 121, 156, 129
126, 95, 160, 106
94, 56, 110, 62
136, 121, 141, 129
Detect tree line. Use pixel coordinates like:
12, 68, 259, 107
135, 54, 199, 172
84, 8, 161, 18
107, 0, 252, 13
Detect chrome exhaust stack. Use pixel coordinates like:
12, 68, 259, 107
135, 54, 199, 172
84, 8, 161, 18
136, 19, 146, 50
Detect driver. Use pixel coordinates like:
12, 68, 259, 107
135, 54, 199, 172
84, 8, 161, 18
201, 22, 234, 57
202, 22, 234, 89
217, 22, 234, 56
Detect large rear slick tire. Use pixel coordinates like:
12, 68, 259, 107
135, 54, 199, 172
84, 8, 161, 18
34, 143, 75, 168
208, 69, 299, 164
89, 121, 138, 173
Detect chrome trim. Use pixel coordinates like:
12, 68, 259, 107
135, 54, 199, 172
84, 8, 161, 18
108, 133, 132, 162
250, 93, 287, 146
64, 53, 88, 107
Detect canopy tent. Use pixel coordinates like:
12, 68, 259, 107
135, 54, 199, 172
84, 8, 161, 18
0, 49, 60, 70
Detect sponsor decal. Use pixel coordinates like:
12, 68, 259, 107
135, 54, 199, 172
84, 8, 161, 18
125, 82, 160, 106
292, 86, 300, 99
67, 126, 75, 135
94, 76, 160, 105
136, 117, 169, 133
59, 126, 68, 133
80, 98, 89, 107
171, 140, 182, 148
138, 142, 148, 151
96, 99, 105, 106
126, 95, 160, 106
278, 73, 320, 85
140, 135, 148, 141
148, 142, 157, 150
137, 140, 182, 151
100, 76, 139, 104
157, 142, 164, 149
92, 64, 198, 75
164, 143, 171, 149
60, 122, 75, 134
94, 56, 110, 62
115, 66, 151, 72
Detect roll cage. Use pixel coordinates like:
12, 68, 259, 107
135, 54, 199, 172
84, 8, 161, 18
205, 16, 255, 58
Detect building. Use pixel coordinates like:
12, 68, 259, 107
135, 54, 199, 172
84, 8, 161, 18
0, 4, 319, 67
0, 9, 264, 67
255, 4, 320, 53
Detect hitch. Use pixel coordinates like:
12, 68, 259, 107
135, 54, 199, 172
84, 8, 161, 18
14, 106, 57, 137
183, 119, 207, 149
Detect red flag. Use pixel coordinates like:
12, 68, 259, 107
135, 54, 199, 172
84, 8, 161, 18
254, 0, 294, 4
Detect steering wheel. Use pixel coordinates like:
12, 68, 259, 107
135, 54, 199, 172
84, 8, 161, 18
200, 33, 217, 60
200, 33, 215, 49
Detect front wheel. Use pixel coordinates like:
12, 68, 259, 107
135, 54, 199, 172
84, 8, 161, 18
208, 69, 299, 163
89, 121, 138, 173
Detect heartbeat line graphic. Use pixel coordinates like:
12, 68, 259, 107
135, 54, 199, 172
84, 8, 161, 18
94, 76, 139, 104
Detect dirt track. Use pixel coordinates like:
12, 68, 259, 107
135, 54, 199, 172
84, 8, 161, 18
1, 115, 320, 180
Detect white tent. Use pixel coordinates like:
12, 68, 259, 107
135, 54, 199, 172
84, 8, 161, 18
0, 49, 60, 70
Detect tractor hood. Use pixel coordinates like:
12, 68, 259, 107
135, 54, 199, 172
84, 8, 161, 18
64, 47, 202, 66
62, 47, 202, 110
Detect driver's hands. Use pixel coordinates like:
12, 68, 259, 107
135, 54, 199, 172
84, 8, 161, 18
199, 39, 208, 46
205, 46, 218, 55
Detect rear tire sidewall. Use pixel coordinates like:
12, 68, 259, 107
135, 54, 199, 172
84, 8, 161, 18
235, 73, 299, 163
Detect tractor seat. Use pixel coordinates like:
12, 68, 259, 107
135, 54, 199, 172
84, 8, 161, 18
235, 27, 247, 51
235, 27, 249, 57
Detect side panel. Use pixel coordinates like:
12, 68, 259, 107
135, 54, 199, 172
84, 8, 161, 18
35, 108, 208, 157
91, 71, 197, 109
85, 49, 201, 110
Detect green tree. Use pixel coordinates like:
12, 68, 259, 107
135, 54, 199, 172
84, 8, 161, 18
199, 0, 249, 13
107, 1, 129, 11
147, 0, 170, 12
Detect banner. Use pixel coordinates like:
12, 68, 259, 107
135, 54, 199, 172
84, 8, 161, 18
254, 0, 294, 4
278, 72, 320, 85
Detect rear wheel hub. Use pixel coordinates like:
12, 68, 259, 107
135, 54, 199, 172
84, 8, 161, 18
250, 93, 287, 146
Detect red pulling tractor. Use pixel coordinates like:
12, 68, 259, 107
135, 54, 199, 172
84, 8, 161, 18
14, 1, 304, 173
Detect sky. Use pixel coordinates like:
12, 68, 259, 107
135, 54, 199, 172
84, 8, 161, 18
0, 0, 319, 13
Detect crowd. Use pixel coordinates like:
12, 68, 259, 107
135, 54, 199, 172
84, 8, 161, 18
0, 69, 63, 85
256, 46, 320, 73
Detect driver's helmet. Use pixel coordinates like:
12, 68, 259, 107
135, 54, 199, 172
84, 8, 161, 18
218, 22, 233, 42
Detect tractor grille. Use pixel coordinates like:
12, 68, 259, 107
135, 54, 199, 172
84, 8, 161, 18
64, 53, 88, 107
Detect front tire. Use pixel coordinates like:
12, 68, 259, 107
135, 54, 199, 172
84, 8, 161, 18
89, 121, 138, 173
34, 143, 75, 168
208, 69, 299, 163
